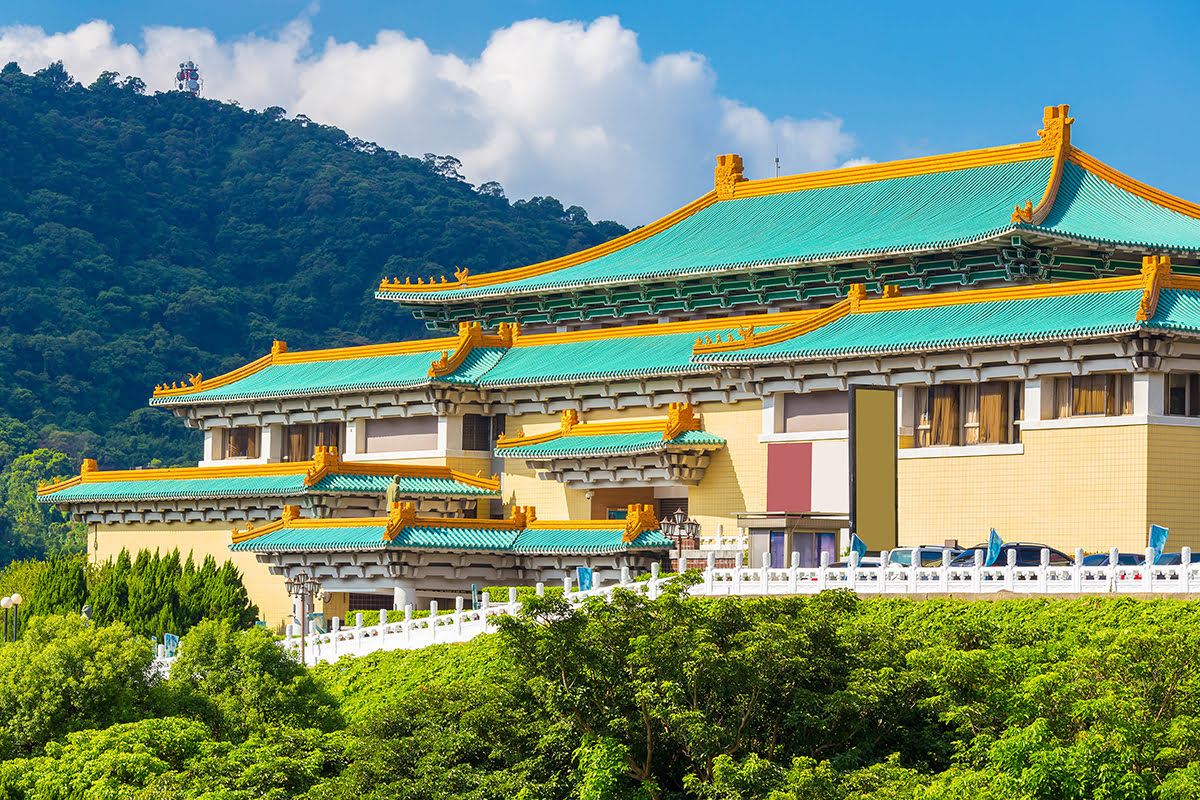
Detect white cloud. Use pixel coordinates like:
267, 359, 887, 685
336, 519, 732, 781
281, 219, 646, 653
0, 15, 861, 224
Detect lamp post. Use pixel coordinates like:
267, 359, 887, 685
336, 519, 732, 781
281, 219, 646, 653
10, 594, 20, 642
0, 596, 9, 642
660, 507, 701, 569
284, 571, 321, 666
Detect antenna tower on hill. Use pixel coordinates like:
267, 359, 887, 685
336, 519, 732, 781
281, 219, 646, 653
176, 61, 203, 96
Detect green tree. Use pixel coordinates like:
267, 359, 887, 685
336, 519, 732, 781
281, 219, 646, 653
0, 614, 156, 757
0, 450, 84, 562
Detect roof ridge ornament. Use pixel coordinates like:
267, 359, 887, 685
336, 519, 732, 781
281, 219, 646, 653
1137, 255, 1172, 322
560, 409, 579, 433
663, 402, 700, 440
1038, 104, 1074, 154
428, 321, 519, 377
715, 154, 747, 200
1011, 104, 1074, 227
624, 503, 659, 543
847, 283, 868, 312
510, 504, 537, 527
385, 501, 418, 541
303, 446, 340, 486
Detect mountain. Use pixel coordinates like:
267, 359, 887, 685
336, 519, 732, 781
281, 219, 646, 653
0, 61, 627, 469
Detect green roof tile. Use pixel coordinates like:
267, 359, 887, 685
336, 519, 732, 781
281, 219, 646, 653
39, 472, 496, 504
499, 430, 725, 459
378, 158, 1055, 302
150, 347, 504, 405
230, 524, 672, 554
1024, 162, 1200, 251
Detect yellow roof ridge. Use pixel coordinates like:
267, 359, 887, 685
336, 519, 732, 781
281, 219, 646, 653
1068, 147, 1200, 221
495, 404, 702, 450
512, 307, 825, 347
37, 451, 500, 496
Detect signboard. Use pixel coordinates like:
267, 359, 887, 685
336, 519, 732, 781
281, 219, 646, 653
848, 386, 898, 553
576, 566, 594, 592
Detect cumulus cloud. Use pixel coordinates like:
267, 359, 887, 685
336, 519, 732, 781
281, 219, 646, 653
0, 15, 861, 224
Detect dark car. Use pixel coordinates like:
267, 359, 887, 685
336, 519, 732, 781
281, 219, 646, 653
1080, 552, 1144, 566
950, 542, 1074, 567
1152, 552, 1200, 565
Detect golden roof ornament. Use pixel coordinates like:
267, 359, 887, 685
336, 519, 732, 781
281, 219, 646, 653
714, 154, 746, 200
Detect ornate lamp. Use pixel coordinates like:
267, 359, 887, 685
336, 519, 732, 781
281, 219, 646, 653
660, 507, 701, 551
284, 571, 321, 664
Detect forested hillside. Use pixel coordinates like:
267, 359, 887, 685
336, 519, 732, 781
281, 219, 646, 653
0, 61, 626, 470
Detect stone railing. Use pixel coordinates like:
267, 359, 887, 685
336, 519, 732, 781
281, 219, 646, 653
282, 568, 668, 667
683, 546, 1200, 597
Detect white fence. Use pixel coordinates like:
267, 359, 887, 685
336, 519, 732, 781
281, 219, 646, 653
154, 545, 1200, 670
683, 546, 1200, 597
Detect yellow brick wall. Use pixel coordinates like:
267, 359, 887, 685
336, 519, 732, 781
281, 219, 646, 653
88, 521, 292, 631
898, 425, 1149, 553
1147, 424, 1200, 551
688, 401, 766, 546
498, 412, 591, 519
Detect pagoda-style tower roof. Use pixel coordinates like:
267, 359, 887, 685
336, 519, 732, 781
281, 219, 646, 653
376, 106, 1200, 330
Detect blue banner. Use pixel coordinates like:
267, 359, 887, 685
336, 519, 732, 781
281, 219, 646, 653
849, 533, 867, 561
1150, 524, 1170, 563
576, 566, 593, 591
163, 632, 179, 658
985, 529, 1003, 567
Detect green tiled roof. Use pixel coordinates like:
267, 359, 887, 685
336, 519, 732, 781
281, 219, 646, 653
1023, 162, 1200, 251
510, 528, 674, 553
230, 523, 672, 554
39, 472, 496, 504
697, 289, 1147, 363
500, 430, 725, 459
149, 347, 504, 405
378, 158, 1056, 302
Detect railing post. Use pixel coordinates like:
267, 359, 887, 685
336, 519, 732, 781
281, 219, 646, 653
817, 550, 829, 592
404, 604, 413, 643
508, 587, 518, 609
940, 550, 950, 596
1037, 548, 1049, 593
789, 551, 800, 594
455, 596, 464, 638
849, 550, 860, 594
878, 550, 890, 595
761, 552, 771, 594
650, 562, 660, 600
620, 566, 631, 587
378, 608, 388, 647
429, 601, 438, 642
355, 612, 364, 653
733, 554, 743, 595
705, 552, 715, 595
1108, 546, 1120, 593
1073, 548, 1085, 593
1183, 546, 1193, 593
563, 576, 573, 596
908, 550, 919, 594
536, 582, 545, 597
972, 549, 984, 593
1004, 548, 1017, 592
1145, 545, 1157, 591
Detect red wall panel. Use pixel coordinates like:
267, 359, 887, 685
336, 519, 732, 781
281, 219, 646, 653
767, 442, 812, 513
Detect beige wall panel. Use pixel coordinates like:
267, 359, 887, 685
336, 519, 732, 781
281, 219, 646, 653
898, 425, 1148, 553
1147, 424, 1200, 551
89, 521, 292, 631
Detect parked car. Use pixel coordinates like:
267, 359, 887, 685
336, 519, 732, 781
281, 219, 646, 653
887, 546, 962, 567
1152, 552, 1200, 565
1080, 552, 1145, 566
950, 542, 1074, 567
828, 556, 882, 568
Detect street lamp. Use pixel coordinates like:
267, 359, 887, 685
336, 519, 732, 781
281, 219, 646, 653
660, 507, 701, 554
284, 571, 321, 665
0, 594, 19, 642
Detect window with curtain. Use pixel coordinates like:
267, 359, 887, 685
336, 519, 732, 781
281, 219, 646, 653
223, 427, 260, 459
914, 382, 1021, 447
1052, 374, 1134, 418
281, 425, 310, 462
314, 422, 342, 451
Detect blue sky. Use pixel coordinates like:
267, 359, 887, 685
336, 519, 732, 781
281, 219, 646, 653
2, 1, 1198, 224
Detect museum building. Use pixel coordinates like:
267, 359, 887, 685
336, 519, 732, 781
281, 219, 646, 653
39, 105, 1200, 627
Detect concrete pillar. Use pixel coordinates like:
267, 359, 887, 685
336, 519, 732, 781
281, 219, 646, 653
263, 425, 282, 462
392, 581, 417, 611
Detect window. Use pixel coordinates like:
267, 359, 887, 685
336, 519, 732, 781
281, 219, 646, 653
782, 390, 848, 432
281, 422, 344, 461
1051, 374, 1133, 419
1167, 373, 1200, 417
364, 416, 438, 453
914, 382, 1022, 447
222, 427, 260, 459
461, 414, 505, 451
